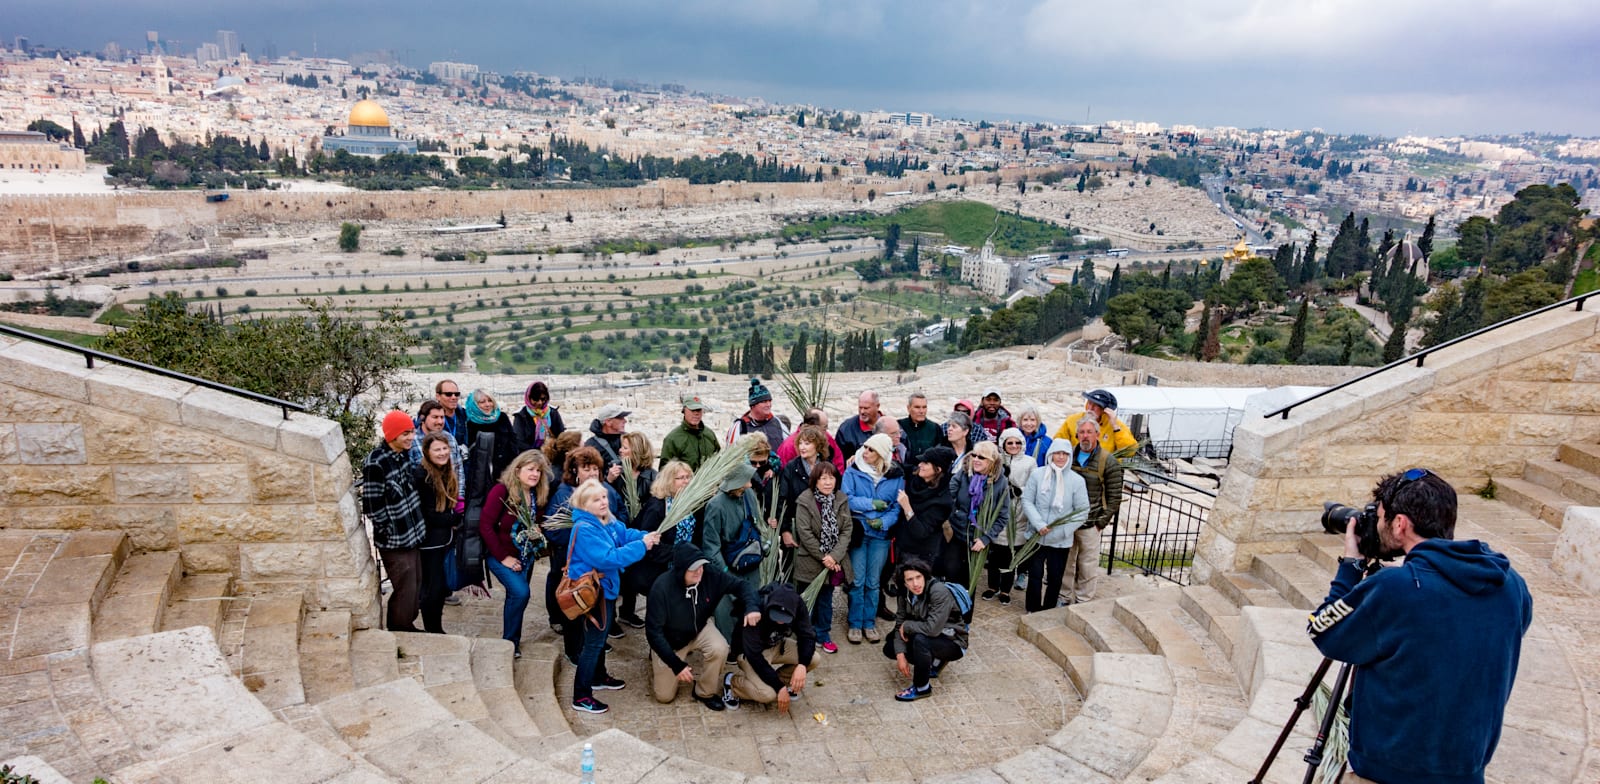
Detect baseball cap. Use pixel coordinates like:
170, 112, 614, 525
596, 403, 631, 420
681, 395, 705, 411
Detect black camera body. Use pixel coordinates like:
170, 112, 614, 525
1321, 501, 1398, 560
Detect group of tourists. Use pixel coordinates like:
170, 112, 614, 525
361, 377, 1129, 716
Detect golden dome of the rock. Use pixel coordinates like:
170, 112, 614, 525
347, 100, 391, 128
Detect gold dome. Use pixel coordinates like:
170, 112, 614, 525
347, 100, 390, 128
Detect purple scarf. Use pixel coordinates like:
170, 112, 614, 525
967, 473, 988, 524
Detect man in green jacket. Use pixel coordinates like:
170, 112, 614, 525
660, 395, 720, 471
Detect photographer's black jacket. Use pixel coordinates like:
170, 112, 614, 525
1308, 538, 1532, 784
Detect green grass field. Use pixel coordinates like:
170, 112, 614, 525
782, 200, 1080, 256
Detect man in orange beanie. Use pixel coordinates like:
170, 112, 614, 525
362, 409, 427, 631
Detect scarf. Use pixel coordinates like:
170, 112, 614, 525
1050, 462, 1070, 508
967, 472, 988, 524
668, 497, 696, 546
817, 492, 840, 553
463, 391, 498, 426
852, 451, 883, 485
523, 400, 551, 449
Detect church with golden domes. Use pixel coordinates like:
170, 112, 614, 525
320, 99, 417, 156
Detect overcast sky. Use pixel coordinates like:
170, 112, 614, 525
8, 0, 1598, 137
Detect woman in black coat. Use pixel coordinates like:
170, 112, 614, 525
894, 445, 956, 569
463, 389, 520, 537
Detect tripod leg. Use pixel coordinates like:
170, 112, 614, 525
1248, 657, 1335, 784
1301, 662, 1353, 784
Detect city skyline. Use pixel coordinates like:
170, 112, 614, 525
5, 0, 1599, 138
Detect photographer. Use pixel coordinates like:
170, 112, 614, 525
1307, 468, 1532, 784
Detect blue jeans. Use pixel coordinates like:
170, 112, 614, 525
485, 557, 533, 650
573, 597, 614, 701
800, 577, 837, 644
848, 537, 891, 630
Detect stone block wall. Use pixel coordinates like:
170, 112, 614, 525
1196, 305, 1600, 581
0, 335, 380, 628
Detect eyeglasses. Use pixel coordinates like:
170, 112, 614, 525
439, 391, 460, 397
1399, 467, 1430, 485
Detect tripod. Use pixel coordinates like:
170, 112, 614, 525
1251, 559, 1380, 784
1248, 655, 1352, 784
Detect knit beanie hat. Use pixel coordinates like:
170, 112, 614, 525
917, 445, 957, 475
863, 433, 894, 466
748, 378, 773, 406
381, 410, 414, 443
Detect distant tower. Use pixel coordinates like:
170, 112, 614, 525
153, 56, 169, 95
216, 30, 240, 60
146, 31, 161, 55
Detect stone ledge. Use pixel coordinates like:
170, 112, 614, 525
0, 340, 95, 402
85, 364, 193, 426
1553, 506, 1600, 594
278, 413, 346, 466
179, 386, 283, 450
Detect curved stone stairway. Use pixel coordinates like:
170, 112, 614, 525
4, 483, 1596, 783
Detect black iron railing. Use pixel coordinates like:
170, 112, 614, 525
1103, 467, 1215, 585
1149, 437, 1235, 461
0, 323, 306, 419
1264, 289, 1599, 421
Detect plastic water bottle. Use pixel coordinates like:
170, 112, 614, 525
580, 742, 595, 783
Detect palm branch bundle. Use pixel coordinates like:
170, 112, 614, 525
1005, 505, 1088, 572
775, 363, 830, 417
758, 480, 786, 585
1311, 681, 1351, 784
799, 569, 832, 611
965, 482, 1004, 596
620, 457, 641, 520
657, 434, 763, 534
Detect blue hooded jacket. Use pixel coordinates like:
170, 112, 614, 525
567, 507, 649, 600
1308, 538, 1532, 784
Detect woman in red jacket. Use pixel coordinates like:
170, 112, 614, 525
480, 449, 552, 656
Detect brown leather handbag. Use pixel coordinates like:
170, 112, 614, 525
555, 524, 601, 621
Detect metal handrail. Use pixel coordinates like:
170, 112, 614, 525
0, 323, 306, 419
1103, 466, 1215, 586
1263, 289, 1599, 420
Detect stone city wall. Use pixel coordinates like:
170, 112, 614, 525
0, 170, 1022, 271
0, 335, 380, 628
1197, 304, 1600, 581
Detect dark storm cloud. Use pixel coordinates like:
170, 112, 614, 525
6, 0, 1597, 135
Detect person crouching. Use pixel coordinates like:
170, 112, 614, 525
724, 581, 817, 714
883, 557, 967, 701
645, 543, 761, 711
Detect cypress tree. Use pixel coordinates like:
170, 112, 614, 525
1418, 215, 1436, 259
1382, 317, 1409, 363
695, 335, 712, 370
1201, 311, 1221, 362
1286, 300, 1309, 362
789, 331, 809, 372
1192, 301, 1212, 359
1299, 232, 1319, 287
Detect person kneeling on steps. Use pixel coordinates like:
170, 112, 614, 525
644, 544, 761, 711
883, 557, 967, 701
724, 582, 817, 714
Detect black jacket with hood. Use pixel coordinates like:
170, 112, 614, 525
645, 543, 760, 675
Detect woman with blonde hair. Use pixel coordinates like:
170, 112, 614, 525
567, 478, 660, 714
479, 449, 553, 656
616, 432, 662, 629
942, 440, 1010, 592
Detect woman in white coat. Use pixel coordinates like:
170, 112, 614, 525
1020, 440, 1090, 613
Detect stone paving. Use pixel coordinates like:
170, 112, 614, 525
442, 567, 1145, 781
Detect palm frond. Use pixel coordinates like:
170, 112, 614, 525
1311, 681, 1351, 784
758, 484, 785, 585
620, 458, 641, 520
800, 569, 832, 611
775, 363, 830, 416
1005, 506, 1087, 572
966, 485, 1003, 595
658, 435, 763, 534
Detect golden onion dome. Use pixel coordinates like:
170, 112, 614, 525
347, 99, 391, 128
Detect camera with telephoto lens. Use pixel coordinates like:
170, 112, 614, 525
1321, 501, 1398, 560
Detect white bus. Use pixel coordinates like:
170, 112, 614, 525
1107, 248, 1131, 258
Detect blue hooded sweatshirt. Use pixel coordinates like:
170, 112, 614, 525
1307, 538, 1532, 784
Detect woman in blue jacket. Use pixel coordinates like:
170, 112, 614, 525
566, 479, 659, 715
841, 433, 904, 645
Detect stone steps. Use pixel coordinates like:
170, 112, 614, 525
1207, 569, 1291, 612
512, 642, 577, 742
298, 610, 357, 704
1525, 458, 1600, 507
350, 629, 403, 688
1557, 441, 1600, 475
93, 627, 391, 783
92, 551, 182, 643
11, 531, 129, 659
1017, 607, 1099, 695
1178, 584, 1240, 660
1496, 476, 1581, 528
1247, 553, 1328, 611
234, 596, 308, 711
159, 573, 235, 640
308, 677, 566, 783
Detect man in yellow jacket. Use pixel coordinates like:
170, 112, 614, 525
1055, 389, 1137, 453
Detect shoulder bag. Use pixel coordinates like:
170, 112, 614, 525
555, 522, 602, 621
